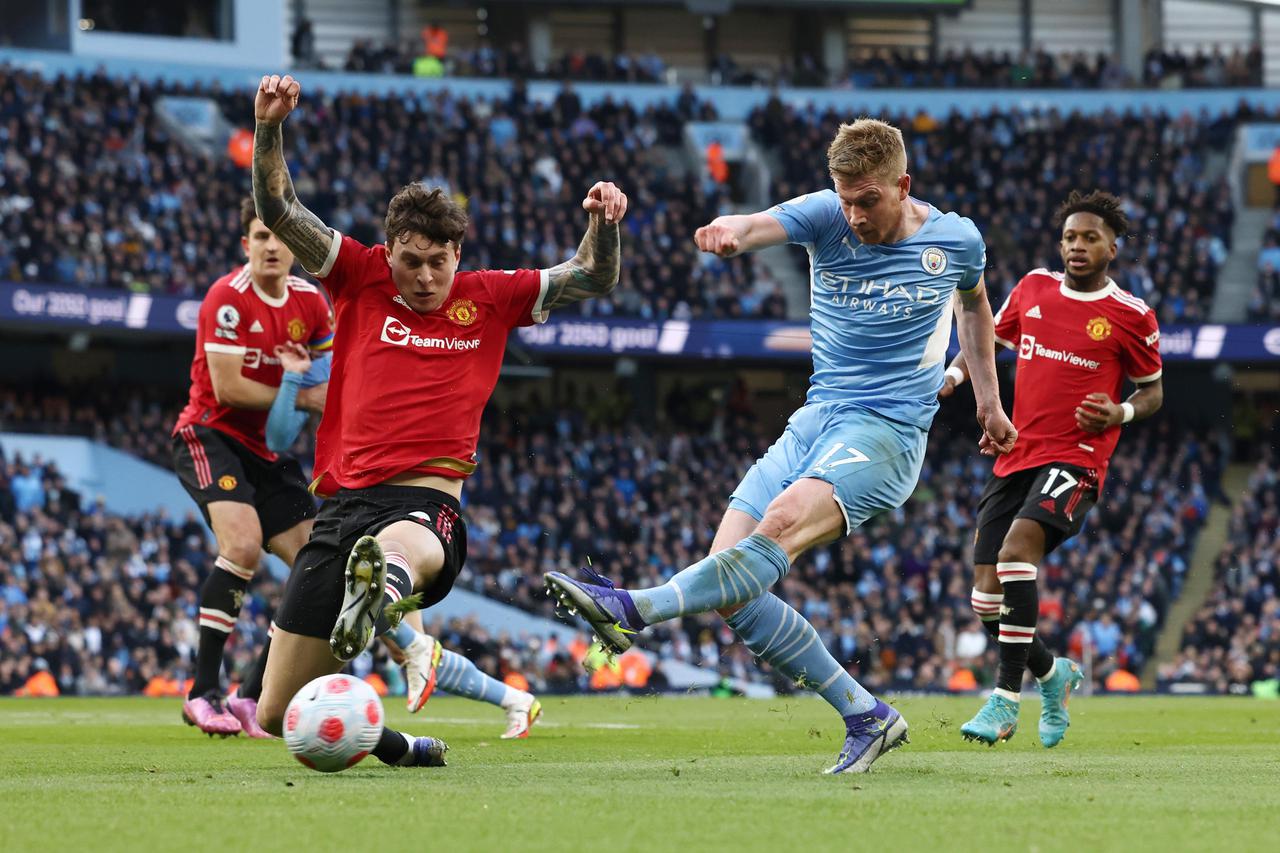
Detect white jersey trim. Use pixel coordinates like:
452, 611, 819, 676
1129, 369, 1163, 383
1108, 290, 1150, 315
530, 269, 551, 324
310, 229, 343, 278
1058, 278, 1118, 302
995, 334, 1016, 350
251, 280, 290, 308
204, 342, 248, 354
230, 269, 251, 292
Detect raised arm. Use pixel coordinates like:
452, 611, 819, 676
252, 74, 334, 275
543, 181, 628, 310
953, 279, 1017, 456
694, 212, 788, 258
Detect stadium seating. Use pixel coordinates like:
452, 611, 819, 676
331, 42, 1261, 92
1160, 449, 1280, 695
752, 101, 1240, 322
0, 383, 1223, 696
0, 64, 787, 321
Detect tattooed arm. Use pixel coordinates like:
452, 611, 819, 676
251, 74, 335, 274
543, 181, 629, 310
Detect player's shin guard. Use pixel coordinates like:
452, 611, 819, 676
631, 534, 790, 624
725, 592, 875, 715
974, 588, 1055, 680
995, 562, 1039, 699
190, 556, 254, 698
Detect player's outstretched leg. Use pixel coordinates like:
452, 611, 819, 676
544, 533, 788, 653
724, 592, 907, 773
1037, 657, 1084, 748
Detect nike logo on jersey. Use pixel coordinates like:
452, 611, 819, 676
249, 320, 264, 332
1026, 305, 1042, 319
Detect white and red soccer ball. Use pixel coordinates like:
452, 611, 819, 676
283, 674, 384, 773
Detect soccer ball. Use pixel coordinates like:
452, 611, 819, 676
283, 674, 384, 772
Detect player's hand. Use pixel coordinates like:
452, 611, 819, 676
296, 384, 327, 414
255, 74, 301, 126
938, 373, 958, 400
1076, 392, 1121, 433
694, 222, 741, 258
582, 181, 628, 225
977, 408, 1017, 457
275, 341, 311, 374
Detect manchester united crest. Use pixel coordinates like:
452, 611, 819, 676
288, 317, 306, 341
446, 298, 478, 327
1085, 316, 1112, 341
218, 475, 238, 491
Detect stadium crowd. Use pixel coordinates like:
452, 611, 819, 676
330, 35, 1262, 92
753, 101, 1240, 322
1160, 445, 1280, 696
0, 380, 1224, 697
0, 64, 785, 321
1249, 209, 1280, 322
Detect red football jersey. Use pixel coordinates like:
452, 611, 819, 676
309, 233, 549, 495
173, 267, 335, 460
992, 269, 1162, 488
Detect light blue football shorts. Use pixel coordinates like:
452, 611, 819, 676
728, 401, 927, 535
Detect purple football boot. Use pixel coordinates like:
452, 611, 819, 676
824, 699, 909, 774
543, 567, 647, 654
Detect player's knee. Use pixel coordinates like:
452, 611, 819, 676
716, 602, 746, 620
215, 553, 258, 580
996, 540, 1037, 567
755, 504, 802, 543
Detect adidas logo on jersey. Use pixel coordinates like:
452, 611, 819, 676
1026, 305, 1042, 319
249, 320, 264, 332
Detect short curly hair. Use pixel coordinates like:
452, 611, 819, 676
384, 184, 469, 247
1053, 190, 1129, 239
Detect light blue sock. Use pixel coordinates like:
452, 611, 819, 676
435, 649, 510, 707
725, 593, 876, 716
631, 533, 790, 624
391, 621, 418, 649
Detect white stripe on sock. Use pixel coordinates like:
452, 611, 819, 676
816, 668, 844, 693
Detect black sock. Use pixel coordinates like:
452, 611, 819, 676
980, 616, 1055, 679
238, 636, 271, 701
995, 577, 1039, 696
190, 566, 250, 698
372, 728, 411, 765
1027, 636, 1055, 680
373, 555, 417, 635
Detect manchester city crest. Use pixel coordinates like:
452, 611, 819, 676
921, 247, 948, 276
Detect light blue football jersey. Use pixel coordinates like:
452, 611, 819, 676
767, 190, 986, 428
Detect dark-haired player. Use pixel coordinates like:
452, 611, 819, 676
171, 198, 333, 738
249, 73, 627, 768
940, 190, 1163, 747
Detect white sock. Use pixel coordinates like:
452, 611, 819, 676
499, 685, 529, 710
392, 731, 416, 766
993, 687, 1021, 703
1036, 658, 1059, 683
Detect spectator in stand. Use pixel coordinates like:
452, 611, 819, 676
0, 65, 771, 321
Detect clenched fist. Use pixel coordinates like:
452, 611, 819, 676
256, 74, 301, 126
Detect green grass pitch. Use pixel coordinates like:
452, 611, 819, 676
2, 695, 1278, 852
